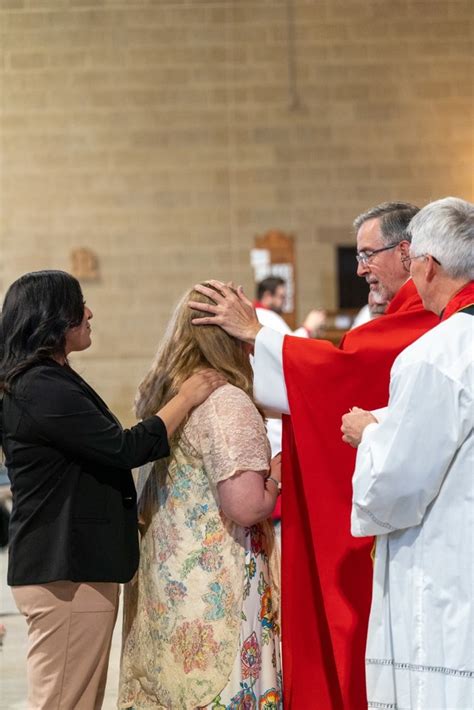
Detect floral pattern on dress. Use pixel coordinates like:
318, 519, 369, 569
153, 519, 182, 564
259, 688, 282, 709
170, 619, 220, 674
165, 580, 187, 603
259, 586, 273, 629
228, 685, 257, 709
241, 632, 262, 680
203, 568, 234, 622
119, 384, 282, 710
204, 525, 282, 709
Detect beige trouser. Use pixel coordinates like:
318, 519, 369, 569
12, 580, 119, 710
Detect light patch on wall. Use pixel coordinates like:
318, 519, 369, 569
70, 248, 100, 282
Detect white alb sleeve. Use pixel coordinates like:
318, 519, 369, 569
253, 327, 290, 414
351, 362, 469, 537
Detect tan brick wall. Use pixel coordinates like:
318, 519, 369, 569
1, 0, 472, 423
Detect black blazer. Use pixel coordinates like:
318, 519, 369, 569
2, 360, 169, 585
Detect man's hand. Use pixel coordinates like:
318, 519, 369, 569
188, 280, 262, 344
341, 407, 378, 447
303, 309, 326, 337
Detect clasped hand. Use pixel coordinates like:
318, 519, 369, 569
341, 407, 378, 447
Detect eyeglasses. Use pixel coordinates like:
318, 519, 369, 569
401, 253, 442, 269
355, 243, 399, 265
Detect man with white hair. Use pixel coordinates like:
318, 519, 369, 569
342, 196, 474, 709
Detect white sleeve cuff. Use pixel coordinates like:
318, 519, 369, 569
370, 406, 388, 424
360, 421, 380, 444
253, 327, 290, 414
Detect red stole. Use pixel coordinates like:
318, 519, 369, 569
441, 281, 474, 321
280, 280, 439, 709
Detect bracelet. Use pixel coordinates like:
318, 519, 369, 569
266, 476, 281, 495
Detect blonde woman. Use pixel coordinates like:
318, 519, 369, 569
119, 285, 282, 710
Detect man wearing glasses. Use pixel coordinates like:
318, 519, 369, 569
190, 202, 439, 709
342, 197, 474, 709
354, 202, 417, 309
351, 205, 415, 328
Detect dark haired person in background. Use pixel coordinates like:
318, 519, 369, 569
0, 270, 225, 710
253, 275, 325, 466
254, 275, 325, 339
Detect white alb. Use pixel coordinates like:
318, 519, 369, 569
352, 310, 474, 710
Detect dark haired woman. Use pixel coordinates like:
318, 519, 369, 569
0, 270, 225, 710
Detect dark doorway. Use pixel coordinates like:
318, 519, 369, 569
337, 246, 369, 309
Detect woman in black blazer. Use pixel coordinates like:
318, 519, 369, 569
0, 270, 225, 710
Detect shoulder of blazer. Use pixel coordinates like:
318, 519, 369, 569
15, 361, 117, 422
15, 360, 75, 392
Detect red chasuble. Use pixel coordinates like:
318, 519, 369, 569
280, 280, 439, 709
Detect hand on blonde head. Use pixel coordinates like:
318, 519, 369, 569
188, 280, 262, 344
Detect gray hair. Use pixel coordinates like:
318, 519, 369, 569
409, 197, 474, 280
353, 202, 420, 246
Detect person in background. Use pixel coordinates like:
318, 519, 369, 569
342, 196, 474, 709
351, 290, 389, 329
0, 270, 224, 710
254, 275, 325, 339
254, 275, 326, 453
254, 276, 325, 536
119, 284, 282, 710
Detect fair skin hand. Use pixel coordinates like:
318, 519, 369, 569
157, 369, 227, 438
341, 407, 378, 447
189, 280, 263, 345
303, 309, 326, 336
217, 452, 281, 527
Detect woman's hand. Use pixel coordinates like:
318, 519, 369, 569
269, 452, 282, 483
178, 369, 227, 408
264, 452, 282, 497
157, 369, 226, 438
341, 407, 378, 447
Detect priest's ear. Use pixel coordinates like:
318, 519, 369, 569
399, 240, 410, 259
424, 255, 439, 283
415, 254, 438, 287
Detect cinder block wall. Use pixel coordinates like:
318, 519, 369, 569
1, 0, 472, 423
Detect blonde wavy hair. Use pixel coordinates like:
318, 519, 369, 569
135, 283, 259, 421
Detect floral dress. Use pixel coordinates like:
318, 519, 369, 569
118, 384, 282, 710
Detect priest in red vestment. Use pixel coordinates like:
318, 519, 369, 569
189, 202, 439, 709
